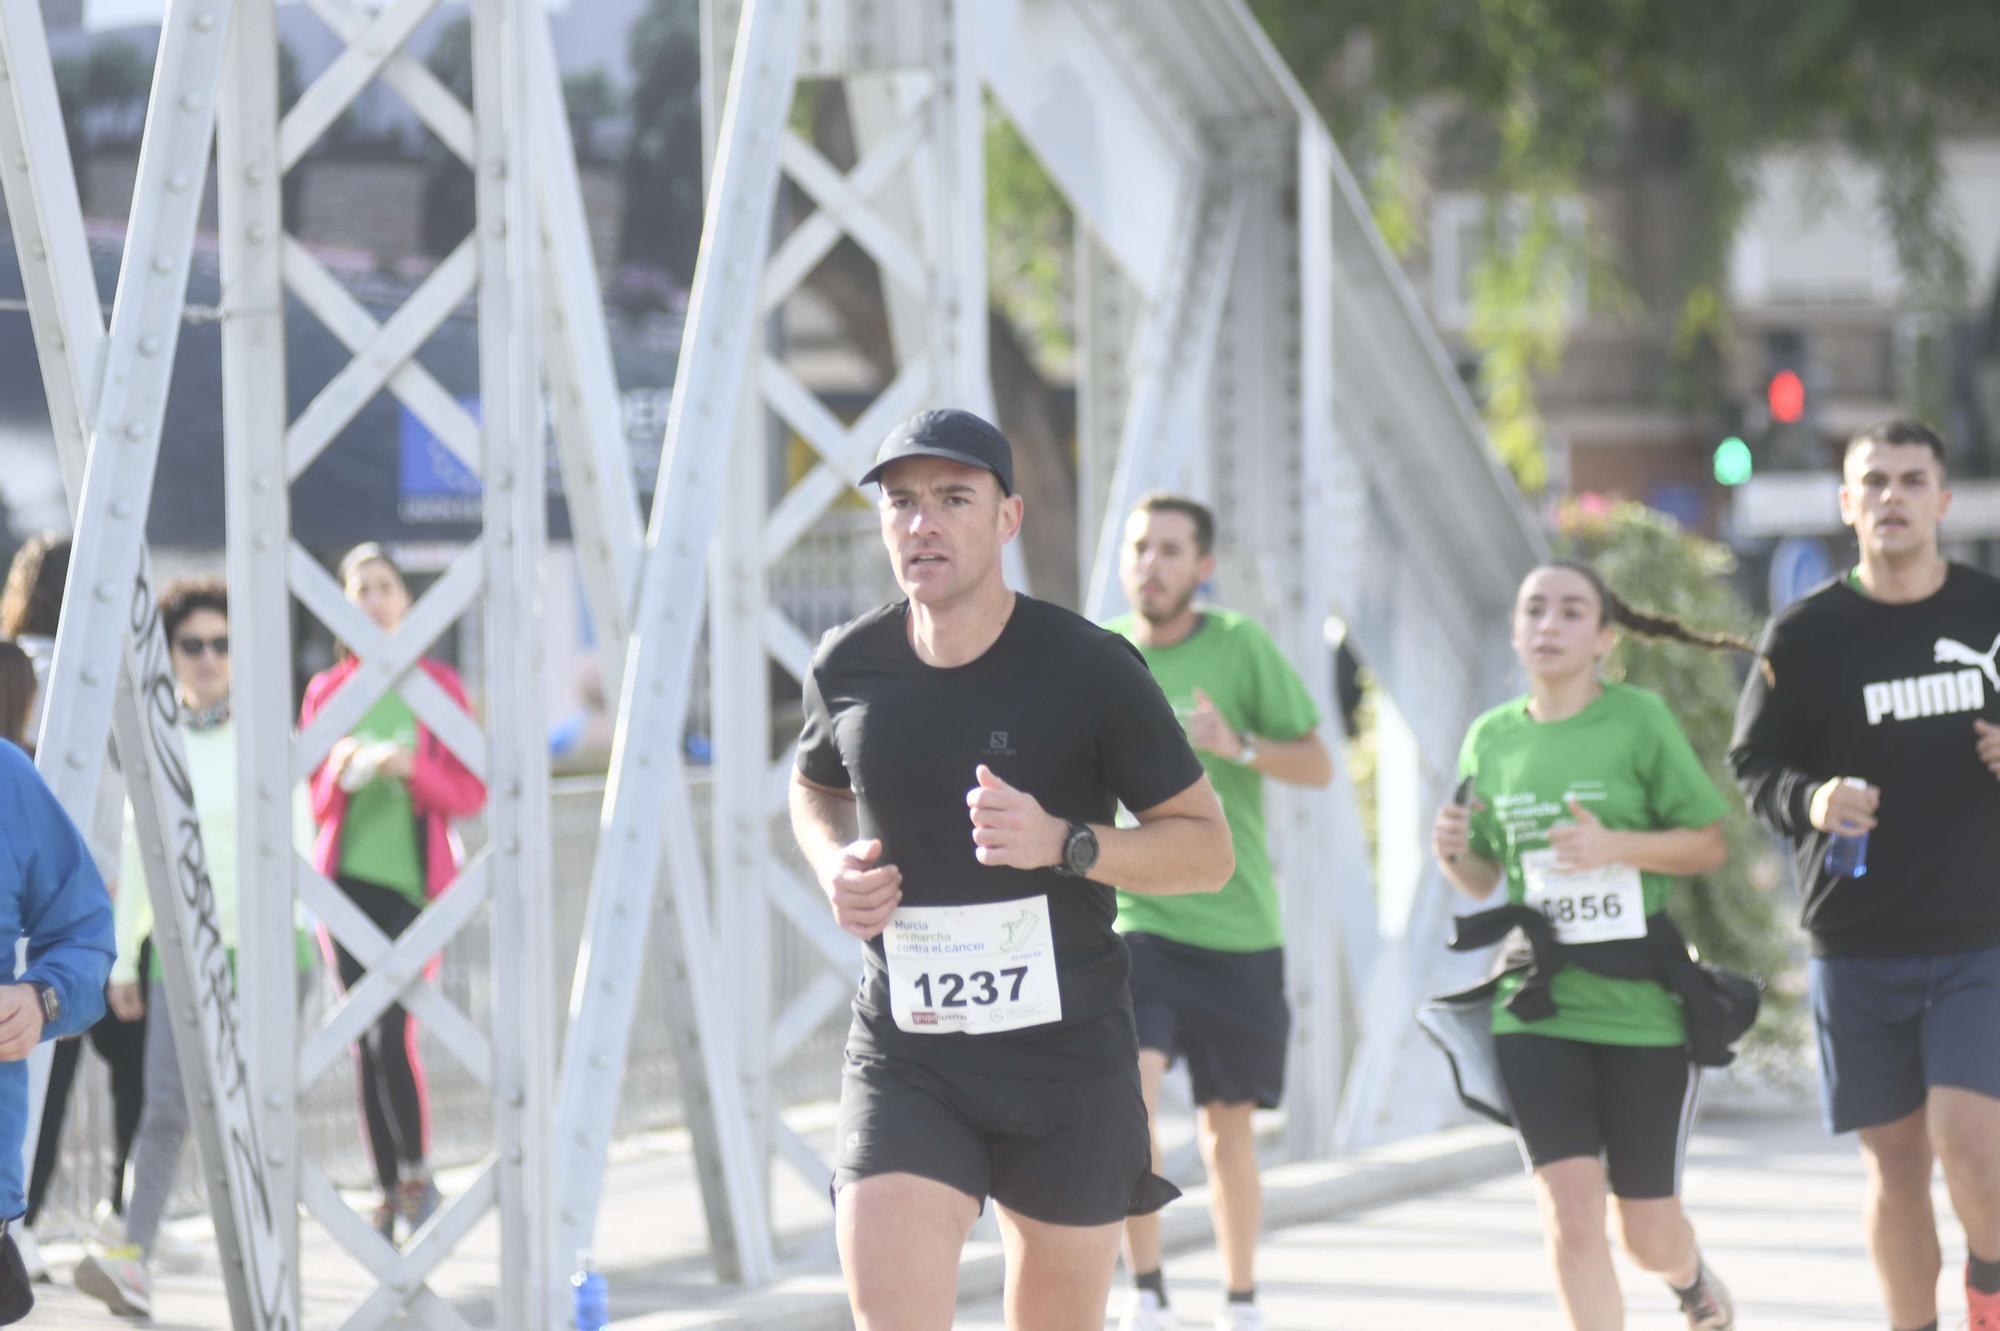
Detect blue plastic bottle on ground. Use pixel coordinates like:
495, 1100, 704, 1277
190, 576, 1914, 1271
1824, 776, 1870, 879
572, 1251, 608, 1331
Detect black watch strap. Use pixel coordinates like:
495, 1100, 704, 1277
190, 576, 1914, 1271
27, 981, 57, 1027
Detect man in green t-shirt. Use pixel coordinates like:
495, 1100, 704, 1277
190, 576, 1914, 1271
1106, 494, 1331, 1331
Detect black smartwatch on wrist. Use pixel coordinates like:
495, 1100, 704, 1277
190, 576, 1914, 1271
26, 981, 58, 1027
1054, 820, 1099, 877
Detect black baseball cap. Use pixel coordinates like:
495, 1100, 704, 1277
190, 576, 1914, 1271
859, 408, 1015, 497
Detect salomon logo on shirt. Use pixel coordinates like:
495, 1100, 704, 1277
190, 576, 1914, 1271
1861, 652, 1994, 727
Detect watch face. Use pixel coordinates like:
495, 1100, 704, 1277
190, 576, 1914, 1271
1067, 825, 1099, 874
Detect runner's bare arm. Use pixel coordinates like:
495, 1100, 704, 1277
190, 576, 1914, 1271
1546, 805, 1727, 875
791, 771, 904, 940
1242, 731, 1333, 788
789, 770, 858, 866
1096, 774, 1235, 895
964, 765, 1231, 894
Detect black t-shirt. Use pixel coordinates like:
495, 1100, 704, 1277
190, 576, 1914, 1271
1728, 563, 2000, 957
796, 594, 1208, 1078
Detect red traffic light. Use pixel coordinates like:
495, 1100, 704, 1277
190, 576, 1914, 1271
1767, 369, 1805, 424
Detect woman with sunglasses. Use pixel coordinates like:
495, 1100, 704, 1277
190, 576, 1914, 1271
1430, 561, 1748, 1331
300, 544, 484, 1245
75, 577, 317, 1317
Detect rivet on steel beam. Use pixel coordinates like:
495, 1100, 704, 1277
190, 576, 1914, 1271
94, 580, 116, 600
137, 336, 161, 358
245, 163, 266, 185
192, 11, 218, 32
179, 93, 204, 113
151, 255, 173, 275
249, 223, 268, 244
65, 751, 86, 771
167, 172, 190, 194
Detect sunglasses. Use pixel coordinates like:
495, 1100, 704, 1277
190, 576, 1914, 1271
174, 635, 230, 659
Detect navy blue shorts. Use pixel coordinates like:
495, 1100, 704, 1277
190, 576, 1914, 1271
1125, 932, 1289, 1109
1809, 944, 2000, 1134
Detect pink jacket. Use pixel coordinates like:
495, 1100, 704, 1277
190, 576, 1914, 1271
300, 657, 486, 900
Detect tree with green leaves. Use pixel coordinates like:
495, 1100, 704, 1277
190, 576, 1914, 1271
1248, 0, 2000, 491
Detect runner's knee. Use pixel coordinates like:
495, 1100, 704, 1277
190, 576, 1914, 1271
1611, 1199, 1689, 1271
1860, 1115, 1934, 1191
1535, 1166, 1609, 1256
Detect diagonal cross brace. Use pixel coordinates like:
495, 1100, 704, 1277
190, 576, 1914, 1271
0, 2, 293, 1326
552, 0, 807, 1285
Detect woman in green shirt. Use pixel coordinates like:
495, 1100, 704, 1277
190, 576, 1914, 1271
1431, 561, 1748, 1331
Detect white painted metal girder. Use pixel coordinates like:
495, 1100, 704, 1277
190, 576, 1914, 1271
1082, 182, 1247, 622
217, 0, 304, 1297
553, 0, 804, 1284
470, 2, 559, 1321
527, 3, 641, 691
0, 2, 295, 1325
979, 0, 1203, 300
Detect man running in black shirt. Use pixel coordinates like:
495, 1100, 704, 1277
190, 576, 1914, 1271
790, 408, 1234, 1331
1730, 419, 2000, 1331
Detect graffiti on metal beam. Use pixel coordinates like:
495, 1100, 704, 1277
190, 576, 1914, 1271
121, 565, 295, 1331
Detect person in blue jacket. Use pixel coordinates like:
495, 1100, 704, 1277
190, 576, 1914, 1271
0, 738, 115, 1321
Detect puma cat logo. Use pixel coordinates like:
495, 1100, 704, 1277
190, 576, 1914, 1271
1861, 635, 1995, 727
1936, 634, 2000, 693
1001, 909, 1041, 951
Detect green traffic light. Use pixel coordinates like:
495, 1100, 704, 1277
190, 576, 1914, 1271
1713, 436, 1753, 486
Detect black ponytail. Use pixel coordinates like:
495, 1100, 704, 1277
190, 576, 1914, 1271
1546, 560, 1759, 658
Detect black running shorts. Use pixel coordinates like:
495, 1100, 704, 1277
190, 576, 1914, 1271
832, 1051, 1180, 1226
1125, 932, 1290, 1109
1494, 1032, 1698, 1200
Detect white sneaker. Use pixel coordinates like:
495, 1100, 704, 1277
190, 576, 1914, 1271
11, 1226, 47, 1284
1215, 1303, 1266, 1331
1119, 1287, 1175, 1331
74, 1244, 153, 1319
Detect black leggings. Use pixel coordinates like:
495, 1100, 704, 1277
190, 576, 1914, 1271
333, 877, 431, 1194
25, 983, 149, 1225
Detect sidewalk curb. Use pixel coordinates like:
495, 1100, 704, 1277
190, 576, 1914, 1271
610, 1123, 1520, 1330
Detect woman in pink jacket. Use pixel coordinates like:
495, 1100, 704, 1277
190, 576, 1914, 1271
300, 544, 485, 1245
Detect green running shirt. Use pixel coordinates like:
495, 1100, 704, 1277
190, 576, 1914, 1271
1106, 610, 1321, 953
1460, 681, 1728, 1047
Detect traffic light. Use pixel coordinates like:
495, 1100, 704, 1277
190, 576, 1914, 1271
1766, 368, 1805, 425
1713, 435, 1754, 486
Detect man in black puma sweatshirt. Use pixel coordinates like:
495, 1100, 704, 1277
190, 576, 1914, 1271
1730, 419, 2000, 1331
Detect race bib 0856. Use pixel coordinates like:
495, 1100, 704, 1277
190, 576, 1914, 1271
1519, 849, 1646, 944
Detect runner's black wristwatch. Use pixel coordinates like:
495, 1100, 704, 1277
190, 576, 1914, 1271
25, 981, 58, 1027
1055, 821, 1099, 877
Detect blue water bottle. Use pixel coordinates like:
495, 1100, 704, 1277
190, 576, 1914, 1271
1824, 776, 1870, 879
572, 1250, 608, 1331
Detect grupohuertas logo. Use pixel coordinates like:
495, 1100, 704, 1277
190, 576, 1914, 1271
1861, 634, 1999, 725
